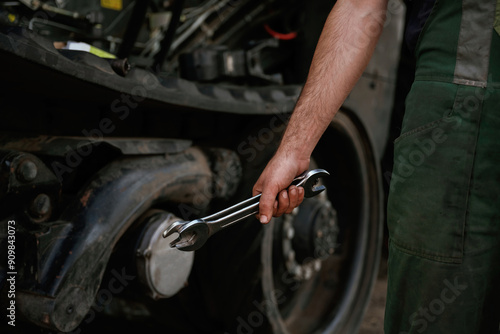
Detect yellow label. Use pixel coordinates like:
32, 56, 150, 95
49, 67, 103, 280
101, 0, 122, 11
8, 14, 16, 23
89, 45, 116, 59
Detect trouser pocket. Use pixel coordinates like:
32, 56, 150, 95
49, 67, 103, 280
387, 81, 483, 263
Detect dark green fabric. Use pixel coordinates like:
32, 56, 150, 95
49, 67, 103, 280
412, 0, 462, 83
386, 83, 500, 333
388, 82, 482, 264
495, 0, 500, 35
490, 20, 500, 84
384, 0, 500, 332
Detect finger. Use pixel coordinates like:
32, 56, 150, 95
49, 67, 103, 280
252, 182, 263, 198
297, 186, 305, 205
259, 189, 278, 224
285, 186, 299, 214
275, 189, 290, 216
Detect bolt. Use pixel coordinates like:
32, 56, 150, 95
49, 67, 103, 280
316, 249, 326, 258
293, 266, 303, 278
29, 194, 51, 218
314, 260, 322, 272
288, 250, 296, 262
17, 160, 38, 182
304, 267, 312, 280
109, 58, 131, 76
66, 305, 74, 314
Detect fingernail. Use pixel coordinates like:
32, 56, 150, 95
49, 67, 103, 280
291, 187, 297, 196
260, 215, 268, 224
298, 187, 304, 195
282, 191, 288, 199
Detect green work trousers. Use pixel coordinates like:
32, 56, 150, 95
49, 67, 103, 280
384, 0, 500, 333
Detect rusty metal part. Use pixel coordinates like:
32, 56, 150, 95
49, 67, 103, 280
15, 146, 233, 332
165, 169, 329, 251
17, 159, 38, 182
108, 58, 131, 76
203, 148, 242, 200
29, 193, 52, 220
0, 150, 60, 223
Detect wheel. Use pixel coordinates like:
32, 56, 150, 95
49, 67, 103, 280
261, 110, 384, 333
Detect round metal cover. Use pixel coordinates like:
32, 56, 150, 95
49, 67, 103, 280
136, 212, 194, 299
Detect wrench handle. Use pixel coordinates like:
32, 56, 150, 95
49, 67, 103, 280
201, 194, 261, 233
201, 168, 323, 233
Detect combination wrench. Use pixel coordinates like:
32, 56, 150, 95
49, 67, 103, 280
163, 168, 329, 251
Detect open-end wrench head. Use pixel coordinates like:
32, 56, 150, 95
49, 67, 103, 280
162, 220, 200, 250
299, 169, 329, 198
173, 221, 210, 251
162, 220, 186, 239
170, 231, 198, 251
162, 219, 210, 251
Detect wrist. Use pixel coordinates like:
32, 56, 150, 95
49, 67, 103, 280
274, 144, 311, 170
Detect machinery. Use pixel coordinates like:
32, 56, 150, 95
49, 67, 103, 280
0, 0, 406, 333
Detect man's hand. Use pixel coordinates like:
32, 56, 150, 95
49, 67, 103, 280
252, 151, 310, 224
253, 0, 387, 224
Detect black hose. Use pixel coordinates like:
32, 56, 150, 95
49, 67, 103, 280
117, 0, 151, 59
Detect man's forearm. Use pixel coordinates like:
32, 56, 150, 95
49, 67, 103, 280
277, 0, 388, 160
253, 0, 389, 223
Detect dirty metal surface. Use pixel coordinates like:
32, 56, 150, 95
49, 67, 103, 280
0, 27, 301, 116
0, 134, 192, 156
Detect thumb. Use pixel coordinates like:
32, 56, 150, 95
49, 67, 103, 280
258, 186, 278, 224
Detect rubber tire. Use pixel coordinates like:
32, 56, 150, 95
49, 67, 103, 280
261, 110, 384, 334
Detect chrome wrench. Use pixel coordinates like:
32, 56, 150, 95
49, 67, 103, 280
163, 168, 329, 251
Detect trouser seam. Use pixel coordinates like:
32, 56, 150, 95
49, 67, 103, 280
460, 90, 485, 257
389, 238, 463, 264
